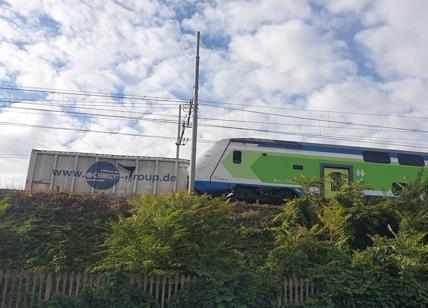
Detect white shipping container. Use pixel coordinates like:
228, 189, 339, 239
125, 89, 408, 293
25, 150, 189, 195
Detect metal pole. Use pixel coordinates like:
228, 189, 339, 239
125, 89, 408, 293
176, 104, 182, 160
189, 31, 200, 193
174, 105, 182, 192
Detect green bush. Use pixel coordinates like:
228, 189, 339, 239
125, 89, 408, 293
3, 180, 428, 307
46, 273, 158, 308
269, 180, 428, 307
229, 203, 283, 269
168, 271, 279, 308
98, 193, 238, 275
0, 191, 128, 271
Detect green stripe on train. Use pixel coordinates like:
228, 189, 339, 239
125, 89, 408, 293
222, 150, 427, 191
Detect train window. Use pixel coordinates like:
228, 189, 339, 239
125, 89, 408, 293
293, 165, 303, 170
233, 151, 242, 164
392, 182, 408, 192
362, 151, 390, 164
397, 153, 425, 166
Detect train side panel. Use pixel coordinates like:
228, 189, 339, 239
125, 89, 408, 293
195, 139, 428, 199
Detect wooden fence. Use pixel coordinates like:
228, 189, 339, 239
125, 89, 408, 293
276, 277, 317, 306
0, 271, 316, 307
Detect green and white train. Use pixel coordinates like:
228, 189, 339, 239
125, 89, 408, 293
195, 138, 428, 203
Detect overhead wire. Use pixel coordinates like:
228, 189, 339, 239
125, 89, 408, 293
3, 104, 428, 143
2, 86, 427, 132
3, 84, 428, 119
2, 84, 428, 151
199, 98, 428, 120
0, 121, 217, 144
2, 103, 428, 149
200, 103, 428, 134
2, 100, 427, 135
0, 85, 189, 103
199, 123, 428, 150
0, 155, 29, 159
0, 97, 186, 107
0, 114, 427, 150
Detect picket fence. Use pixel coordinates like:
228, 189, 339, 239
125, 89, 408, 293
0, 271, 316, 307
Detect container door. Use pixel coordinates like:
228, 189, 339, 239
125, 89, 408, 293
323, 167, 350, 199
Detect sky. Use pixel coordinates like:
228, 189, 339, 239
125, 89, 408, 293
1, 0, 428, 188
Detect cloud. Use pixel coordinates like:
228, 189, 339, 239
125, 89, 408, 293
0, 0, 428, 188
356, 0, 428, 80
182, 0, 313, 36
314, 0, 372, 14
228, 20, 356, 93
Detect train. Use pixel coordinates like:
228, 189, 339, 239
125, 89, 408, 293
26, 138, 428, 204
194, 138, 428, 204
25, 150, 189, 195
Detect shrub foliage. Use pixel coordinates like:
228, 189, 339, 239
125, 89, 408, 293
2, 177, 428, 307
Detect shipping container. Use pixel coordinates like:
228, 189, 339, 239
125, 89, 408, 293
25, 150, 189, 195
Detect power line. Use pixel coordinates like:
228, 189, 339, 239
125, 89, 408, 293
0, 105, 180, 125
5, 84, 428, 120
2, 85, 428, 150
200, 103, 428, 134
199, 98, 428, 120
0, 121, 216, 144
0, 97, 185, 107
4, 84, 428, 120
0, 155, 29, 159
4, 104, 428, 142
4, 101, 428, 135
200, 116, 421, 133
199, 123, 428, 150
0, 85, 189, 103
1, 116, 427, 150
2, 105, 428, 147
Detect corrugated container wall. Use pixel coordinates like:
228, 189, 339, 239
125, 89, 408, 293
25, 150, 189, 195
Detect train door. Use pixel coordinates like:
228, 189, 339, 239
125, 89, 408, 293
322, 166, 352, 199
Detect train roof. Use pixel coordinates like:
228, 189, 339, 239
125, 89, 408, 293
228, 138, 428, 157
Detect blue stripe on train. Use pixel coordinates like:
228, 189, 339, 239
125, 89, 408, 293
194, 180, 237, 194
195, 180, 303, 196
255, 142, 428, 160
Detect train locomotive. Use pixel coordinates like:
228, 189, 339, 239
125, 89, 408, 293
194, 138, 428, 204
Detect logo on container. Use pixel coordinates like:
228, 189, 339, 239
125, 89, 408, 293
85, 161, 120, 190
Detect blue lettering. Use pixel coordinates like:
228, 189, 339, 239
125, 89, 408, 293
73, 170, 83, 177
62, 170, 74, 176
53, 169, 83, 177
52, 169, 61, 176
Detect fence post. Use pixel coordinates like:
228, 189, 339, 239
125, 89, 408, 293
155, 277, 160, 301
0, 272, 321, 307
61, 273, 68, 294
68, 272, 75, 297
14, 271, 24, 308
173, 275, 179, 293
167, 277, 173, 300
143, 276, 148, 293
0, 270, 8, 308
37, 272, 45, 305
149, 276, 154, 296
75, 272, 81, 297
160, 277, 167, 308
283, 278, 288, 305
44, 272, 53, 302
22, 272, 31, 307
294, 276, 299, 304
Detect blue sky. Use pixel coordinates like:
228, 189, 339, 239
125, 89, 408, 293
1, 0, 428, 187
